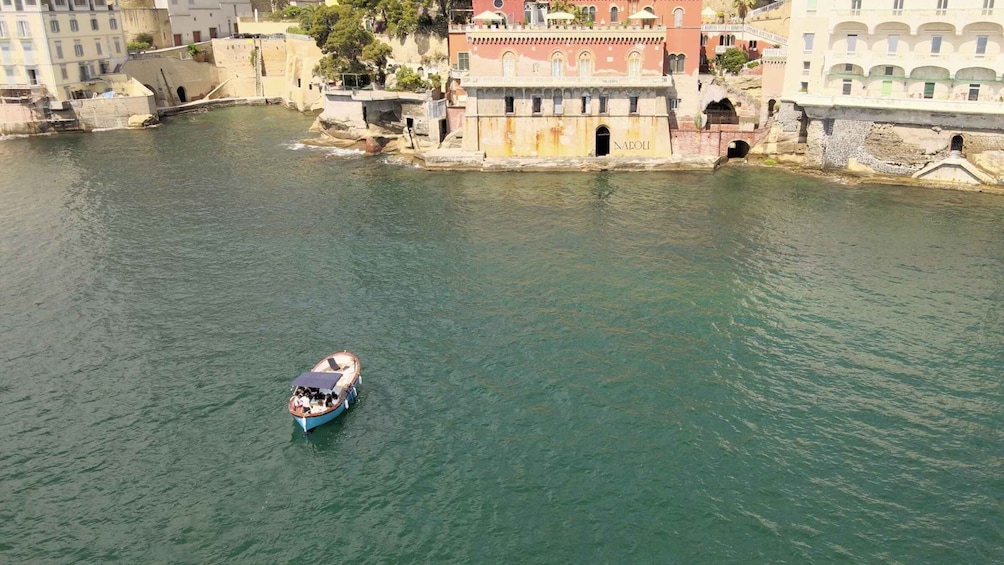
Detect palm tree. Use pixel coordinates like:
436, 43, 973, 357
733, 0, 757, 24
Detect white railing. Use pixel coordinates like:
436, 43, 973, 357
701, 24, 788, 46
749, 0, 786, 19
461, 75, 672, 87
795, 93, 1004, 115
453, 23, 666, 33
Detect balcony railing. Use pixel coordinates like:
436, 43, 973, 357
460, 75, 673, 88
794, 93, 1004, 116
826, 51, 1001, 72
453, 23, 666, 39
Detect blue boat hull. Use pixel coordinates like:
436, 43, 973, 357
293, 385, 358, 432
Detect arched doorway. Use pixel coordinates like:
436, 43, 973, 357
767, 99, 777, 116
704, 98, 739, 127
727, 140, 750, 158
176, 86, 187, 103
596, 126, 610, 156
951, 134, 963, 152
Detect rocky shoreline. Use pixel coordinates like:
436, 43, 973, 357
298, 125, 1003, 195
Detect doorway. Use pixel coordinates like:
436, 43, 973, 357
596, 126, 610, 156
950, 134, 963, 152
176, 86, 187, 103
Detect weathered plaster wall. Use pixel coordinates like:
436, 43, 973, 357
283, 36, 324, 111
464, 87, 672, 158
375, 33, 449, 65
122, 57, 219, 105
70, 93, 157, 130
120, 8, 173, 50
0, 103, 45, 135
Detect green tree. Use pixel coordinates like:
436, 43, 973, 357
720, 47, 748, 74
361, 40, 393, 85
392, 66, 428, 91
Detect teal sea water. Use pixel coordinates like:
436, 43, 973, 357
1, 107, 1001, 563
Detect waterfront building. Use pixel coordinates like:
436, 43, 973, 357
451, 19, 674, 158
0, 0, 129, 100
776, 0, 1004, 183
151, 0, 251, 46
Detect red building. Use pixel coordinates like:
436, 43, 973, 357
451, 0, 703, 74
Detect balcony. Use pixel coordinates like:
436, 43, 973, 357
794, 93, 1004, 116
829, 9, 999, 35
460, 75, 673, 88
453, 23, 666, 42
825, 51, 1002, 78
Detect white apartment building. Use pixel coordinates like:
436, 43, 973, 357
783, 0, 1003, 113
0, 0, 129, 101
153, 0, 252, 46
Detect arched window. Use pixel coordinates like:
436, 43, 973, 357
643, 6, 655, 15
551, 52, 564, 77
579, 52, 593, 77
610, 6, 619, 23
582, 6, 596, 22
674, 54, 686, 73
667, 55, 677, 74
502, 52, 516, 77
674, 7, 683, 27
627, 51, 641, 77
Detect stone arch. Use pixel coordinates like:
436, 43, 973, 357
176, 86, 187, 103
962, 21, 1004, 36
916, 22, 957, 36
868, 64, 905, 77
951, 134, 963, 152
830, 63, 865, 75
727, 139, 750, 158
910, 66, 950, 80
704, 98, 738, 126
956, 67, 996, 81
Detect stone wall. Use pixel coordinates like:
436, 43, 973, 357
70, 93, 157, 131
122, 57, 219, 105
120, 8, 173, 50
0, 103, 45, 135
375, 33, 449, 66
282, 36, 324, 111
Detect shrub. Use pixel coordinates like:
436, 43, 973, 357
134, 32, 154, 46
720, 48, 748, 75
187, 43, 202, 58
392, 66, 428, 92
127, 41, 151, 52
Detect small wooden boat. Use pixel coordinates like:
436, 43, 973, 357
288, 351, 361, 432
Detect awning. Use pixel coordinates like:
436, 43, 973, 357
545, 11, 575, 20
472, 10, 504, 21
291, 371, 343, 390
628, 10, 659, 20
